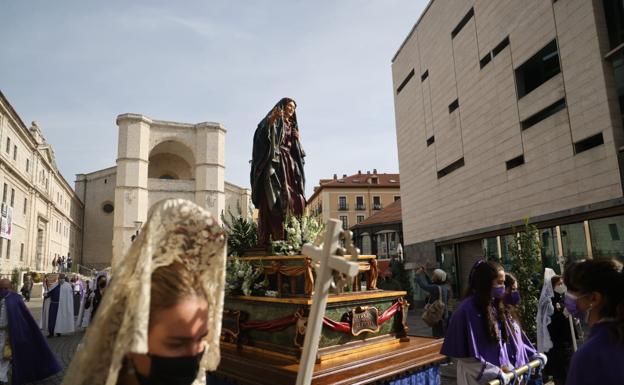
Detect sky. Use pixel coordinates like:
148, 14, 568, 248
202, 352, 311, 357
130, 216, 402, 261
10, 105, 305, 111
0, 0, 427, 197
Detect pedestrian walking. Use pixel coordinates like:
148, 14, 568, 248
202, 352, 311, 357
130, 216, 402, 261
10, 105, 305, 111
67, 255, 73, 272
60, 256, 66, 273
19, 275, 33, 302
564, 258, 624, 385
415, 266, 450, 337
51, 256, 57, 272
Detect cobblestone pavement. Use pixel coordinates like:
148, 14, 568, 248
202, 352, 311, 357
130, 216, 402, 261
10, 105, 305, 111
25, 297, 84, 385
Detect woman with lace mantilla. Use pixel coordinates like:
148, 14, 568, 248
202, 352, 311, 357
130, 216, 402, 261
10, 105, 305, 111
62, 199, 227, 385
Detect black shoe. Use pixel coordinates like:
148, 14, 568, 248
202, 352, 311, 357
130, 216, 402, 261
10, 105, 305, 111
56, 333, 61, 337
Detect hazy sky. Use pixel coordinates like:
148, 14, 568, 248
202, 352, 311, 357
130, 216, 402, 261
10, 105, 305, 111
0, 1, 427, 196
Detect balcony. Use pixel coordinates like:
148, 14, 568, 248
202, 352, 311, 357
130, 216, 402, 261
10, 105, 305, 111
373, 203, 383, 210
338, 204, 349, 211
355, 204, 366, 211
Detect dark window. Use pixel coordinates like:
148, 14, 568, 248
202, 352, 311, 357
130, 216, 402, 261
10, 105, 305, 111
521, 98, 566, 130
426, 136, 435, 146
480, 53, 492, 69
394, 196, 400, 202
373, 196, 382, 210
19, 243, 24, 261
397, 69, 415, 94
357, 215, 364, 224
506, 155, 525, 170
5, 240, 10, 259
12, 145, 17, 161
371, 177, 378, 185
515, 40, 561, 98
26, 159, 29, 172
2, 184, 7, 204
574, 133, 604, 154
448, 99, 459, 113
421, 70, 429, 82
338, 196, 347, 210
23, 198, 27, 214
102, 203, 114, 214
492, 37, 510, 57
451, 8, 474, 38
5, 138, 9, 154
10, 189, 14, 207
356, 196, 364, 210
603, 0, 624, 49
609, 223, 620, 241
437, 157, 465, 179
340, 216, 348, 229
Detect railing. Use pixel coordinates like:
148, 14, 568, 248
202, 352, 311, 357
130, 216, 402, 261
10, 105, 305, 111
77, 264, 97, 277
487, 359, 542, 385
338, 204, 349, 211
355, 204, 366, 211
373, 203, 383, 210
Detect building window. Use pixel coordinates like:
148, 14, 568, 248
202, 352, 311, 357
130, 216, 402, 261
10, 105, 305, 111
506, 155, 525, 170
482, 237, 499, 259
23, 198, 27, 215
560, 223, 588, 262
10, 189, 15, 207
1, 184, 6, 204
426, 136, 435, 146
357, 215, 364, 223
338, 196, 347, 211
574, 133, 604, 154
448, 99, 459, 113
421, 70, 429, 82
394, 196, 400, 202
5, 138, 9, 154
373, 196, 382, 210
340, 215, 348, 230
102, 202, 114, 214
437, 157, 465, 178
451, 7, 474, 39
371, 177, 378, 185
5, 240, 10, 259
515, 40, 561, 98
603, 0, 624, 49
26, 159, 29, 172
19, 243, 24, 261
12, 145, 16, 161
521, 98, 566, 130
589, 216, 624, 258
356, 196, 365, 210
396, 69, 415, 94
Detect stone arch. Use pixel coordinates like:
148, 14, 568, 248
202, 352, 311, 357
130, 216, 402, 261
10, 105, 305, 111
148, 140, 196, 180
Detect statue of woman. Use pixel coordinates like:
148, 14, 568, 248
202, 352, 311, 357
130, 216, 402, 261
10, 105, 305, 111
250, 98, 306, 247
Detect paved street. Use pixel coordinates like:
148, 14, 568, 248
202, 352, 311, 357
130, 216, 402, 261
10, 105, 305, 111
25, 297, 84, 385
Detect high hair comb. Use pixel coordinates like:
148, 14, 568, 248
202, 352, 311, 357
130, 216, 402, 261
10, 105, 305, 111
468, 259, 486, 287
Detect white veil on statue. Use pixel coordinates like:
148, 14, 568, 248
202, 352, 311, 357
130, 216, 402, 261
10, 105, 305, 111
62, 199, 227, 385
536, 267, 556, 353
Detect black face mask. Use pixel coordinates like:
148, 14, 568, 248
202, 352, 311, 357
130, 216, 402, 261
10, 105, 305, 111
135, 352, 203, 385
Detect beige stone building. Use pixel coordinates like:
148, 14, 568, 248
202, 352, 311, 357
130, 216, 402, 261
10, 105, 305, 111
307, 170, 400, 231
392, 0, 624, 293
0, 91, 83, 275
77, 114, 251, 269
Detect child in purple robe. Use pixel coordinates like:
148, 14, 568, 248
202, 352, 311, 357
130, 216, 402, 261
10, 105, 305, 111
563, 259, 624, 385
503, 273, 540, 372
441, 260, 514, 385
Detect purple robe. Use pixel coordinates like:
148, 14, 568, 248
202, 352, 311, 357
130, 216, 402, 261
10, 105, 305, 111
4, 292, 61, 385
46, 283, 61, 335
441, 296, 510, 380
505, 317, 537, 368
566, 322, 624, 385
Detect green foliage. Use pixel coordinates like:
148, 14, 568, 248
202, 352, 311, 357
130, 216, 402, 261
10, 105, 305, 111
221, 205, 258, 257
10, 268, 22, 291
225, 257, 267, 296
270, 214, 325, 255
507, 219, 542, 341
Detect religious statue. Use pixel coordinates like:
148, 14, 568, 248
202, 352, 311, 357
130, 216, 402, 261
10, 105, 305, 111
251, 97, 306, 247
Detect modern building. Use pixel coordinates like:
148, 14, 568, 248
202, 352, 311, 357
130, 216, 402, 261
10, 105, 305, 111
307, 170, 400, 231
351, 199, 403, 260
0, 90, 83, 275
392, 0, 624, 294
76, 114, 251, 269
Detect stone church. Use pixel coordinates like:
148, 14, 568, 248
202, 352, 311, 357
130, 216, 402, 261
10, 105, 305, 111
76, 113, 251, 269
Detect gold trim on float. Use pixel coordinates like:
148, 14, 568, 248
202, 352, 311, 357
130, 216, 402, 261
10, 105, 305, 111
228, 291, 407, 305
239, 255, 377, 261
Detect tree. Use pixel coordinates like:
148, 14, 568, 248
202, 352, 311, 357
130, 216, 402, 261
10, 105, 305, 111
507, 219, 542, 341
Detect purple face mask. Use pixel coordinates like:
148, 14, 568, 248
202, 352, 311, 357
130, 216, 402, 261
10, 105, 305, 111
505, 291, 521, 306
491, 285, 506, 299
564, 292, 588, 320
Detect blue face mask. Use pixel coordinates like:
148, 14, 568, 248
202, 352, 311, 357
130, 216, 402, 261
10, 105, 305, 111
504, 291, 521, 306
491, 285, 506, 299
564, 292, 591, 322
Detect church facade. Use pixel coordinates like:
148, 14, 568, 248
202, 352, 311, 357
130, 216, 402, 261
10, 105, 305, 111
77, 113, 251, 269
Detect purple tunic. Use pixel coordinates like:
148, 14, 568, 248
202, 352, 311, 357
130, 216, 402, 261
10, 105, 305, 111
566, 322, 624, 385
5, 292, 61, 385
505, 317, 537, 368
441, 296, 511, 377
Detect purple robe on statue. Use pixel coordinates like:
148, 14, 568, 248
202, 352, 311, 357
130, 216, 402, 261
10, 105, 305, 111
441, 296, 510, 383
4, 292, 61, 385
566, 321, 624, 385
505, 317, 537, 368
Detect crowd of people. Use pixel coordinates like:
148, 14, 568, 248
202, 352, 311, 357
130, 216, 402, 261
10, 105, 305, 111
50, 255, 73, 273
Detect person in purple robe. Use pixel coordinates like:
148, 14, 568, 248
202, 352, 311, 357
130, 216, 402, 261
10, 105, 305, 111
563, 258, 624, 385
0, 278, 61, 385
251, 98, 306, 248
441, 260, 514, 385
502, 273, 540, 371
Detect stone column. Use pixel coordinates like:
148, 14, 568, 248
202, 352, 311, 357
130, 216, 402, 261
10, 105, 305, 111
112, 114, 151, 268
194, 123, 226, 223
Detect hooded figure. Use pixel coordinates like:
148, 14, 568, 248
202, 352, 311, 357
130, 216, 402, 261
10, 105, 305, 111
61, 199, 227, 385
250, 97, 306, 246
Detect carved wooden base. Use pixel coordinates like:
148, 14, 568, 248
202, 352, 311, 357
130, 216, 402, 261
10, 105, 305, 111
212, 335, 446, 385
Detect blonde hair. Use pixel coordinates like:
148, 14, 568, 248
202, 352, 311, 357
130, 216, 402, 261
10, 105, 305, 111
149, 261, 208, 326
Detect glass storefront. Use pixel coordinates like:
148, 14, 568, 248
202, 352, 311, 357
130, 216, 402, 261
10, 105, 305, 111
540, 227, 561, 273
482, 237, 498, 260
589, 216, 624, 263
500, 234, 516, 273
560, 223, 588, 263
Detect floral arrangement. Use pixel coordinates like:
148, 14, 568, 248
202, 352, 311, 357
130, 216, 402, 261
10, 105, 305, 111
225, 257, 268, 296
270, 214, 325, 255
